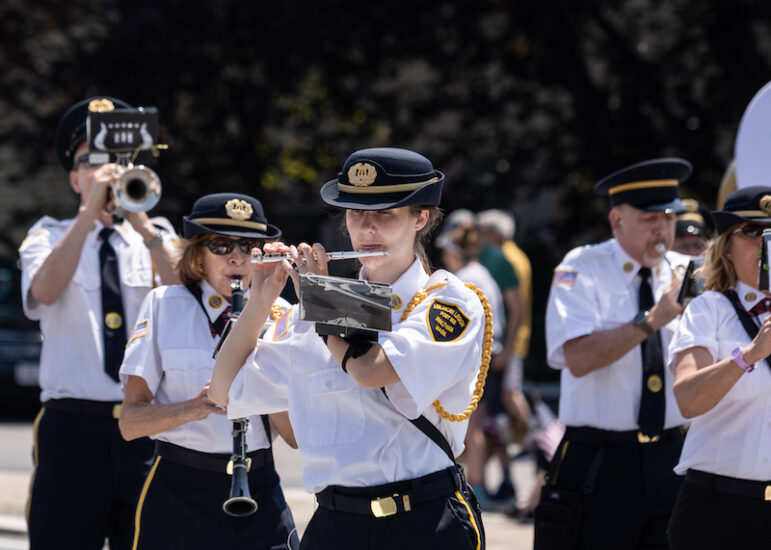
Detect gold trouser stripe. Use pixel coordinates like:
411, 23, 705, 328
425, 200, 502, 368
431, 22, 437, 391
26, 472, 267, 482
132, 456, 162, 550
607, 179, 678, 195
25, 408, 45, 523
551, 440, 570, 486
190, 218, 267, 231
337, 177, 439, 194
455, 490, 481, 550
731, 210, 767, 217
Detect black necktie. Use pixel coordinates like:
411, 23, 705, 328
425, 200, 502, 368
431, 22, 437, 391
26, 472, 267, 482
210, 306, 231, 337
638, 267, 665, 437
99, 227, 126, 382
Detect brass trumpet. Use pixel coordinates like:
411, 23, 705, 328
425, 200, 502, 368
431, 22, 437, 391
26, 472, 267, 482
113, 164, 161, 214
250, 249, 390, 264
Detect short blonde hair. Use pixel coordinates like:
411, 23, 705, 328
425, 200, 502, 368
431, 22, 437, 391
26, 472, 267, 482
701, 230, 737, 292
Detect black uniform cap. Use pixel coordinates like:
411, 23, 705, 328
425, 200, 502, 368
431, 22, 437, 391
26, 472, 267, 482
55, 96, 131, 172
595, 158, 691, 213
183, 193, 282, 240
711, 186, 771, 235
320, 147, 444, 210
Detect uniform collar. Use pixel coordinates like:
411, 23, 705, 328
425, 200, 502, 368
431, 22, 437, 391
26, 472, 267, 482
611, 238, 671, 284
93, 219, 130, 245
735, 280, 768, 312
360, 255, 428, 321
199, 280, 231, 323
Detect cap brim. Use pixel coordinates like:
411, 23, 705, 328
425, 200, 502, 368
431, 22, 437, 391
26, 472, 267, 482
182, 218, 282, 240
320, 173, 444, 210
628, 198, 685, 213
711, 212, 771, 235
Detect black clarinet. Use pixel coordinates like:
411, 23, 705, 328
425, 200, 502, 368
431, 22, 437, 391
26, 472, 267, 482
218, 277, 258, 517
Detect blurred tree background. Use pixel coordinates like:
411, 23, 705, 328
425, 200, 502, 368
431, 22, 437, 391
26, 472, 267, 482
2, 0, 770, 379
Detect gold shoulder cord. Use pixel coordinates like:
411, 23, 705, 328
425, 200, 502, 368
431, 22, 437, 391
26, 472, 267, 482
399, 282, 494, 422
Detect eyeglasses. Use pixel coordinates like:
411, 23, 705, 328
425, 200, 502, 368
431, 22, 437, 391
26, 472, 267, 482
732, 224, 771, 238
200, 238, 262, 255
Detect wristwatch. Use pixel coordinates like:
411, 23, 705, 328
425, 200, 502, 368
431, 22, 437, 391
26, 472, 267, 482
633, 310, 654, 337
730, 346, 755, 373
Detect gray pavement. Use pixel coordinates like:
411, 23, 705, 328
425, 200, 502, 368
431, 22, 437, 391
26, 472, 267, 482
0, 424, 535, 549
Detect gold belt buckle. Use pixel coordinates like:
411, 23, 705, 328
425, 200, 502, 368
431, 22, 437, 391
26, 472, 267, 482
112, 404, 122, 419
637, 432, 660, 444
370, 495, 398, 517
764, 485, 771, 502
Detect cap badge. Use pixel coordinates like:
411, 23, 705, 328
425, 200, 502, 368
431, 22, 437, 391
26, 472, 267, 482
88, 99, 115, 113
760, 195, 771, 216
225, 199, 253, 221
623, 261, 634, 273
347, 162, 377, 187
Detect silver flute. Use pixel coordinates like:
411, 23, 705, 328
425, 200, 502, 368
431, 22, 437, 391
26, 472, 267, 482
250, 249, 390, 264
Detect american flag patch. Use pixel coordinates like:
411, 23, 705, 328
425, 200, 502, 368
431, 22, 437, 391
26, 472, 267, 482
272, 308, 290, 341
552, 269, 578, 286
127, 319, 149, 345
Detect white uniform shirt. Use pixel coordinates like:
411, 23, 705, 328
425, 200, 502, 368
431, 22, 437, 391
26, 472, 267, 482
668, 281, 771, 481
546, 238, 688, 430
120, 281, 291, 454
228, 257, 486, 493
19, 216, 172, 402
456, 262, 505, 354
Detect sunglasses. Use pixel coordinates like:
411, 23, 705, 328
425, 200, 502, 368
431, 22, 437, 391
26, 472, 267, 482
200, 238, 262, 255
732, 224, 771, 238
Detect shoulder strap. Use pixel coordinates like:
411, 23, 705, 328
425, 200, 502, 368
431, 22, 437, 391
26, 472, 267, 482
722, 290, 760, 341
380, 388, 455, 463
721, 290, 770, 372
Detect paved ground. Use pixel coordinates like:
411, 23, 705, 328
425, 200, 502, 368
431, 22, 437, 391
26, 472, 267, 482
0, 430, 536, 549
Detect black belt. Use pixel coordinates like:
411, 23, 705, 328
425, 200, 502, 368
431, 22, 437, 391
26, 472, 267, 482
43, 398, 122, 419
686, 469, 771, 502
564, 425, 684, 445
316, 467, 459, 518
155, 440, 272, 474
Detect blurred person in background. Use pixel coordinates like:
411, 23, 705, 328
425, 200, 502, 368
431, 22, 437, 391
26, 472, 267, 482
438, 215, 513, 508
672, 199, 712, 257
19, 96, 179, 550
119, 193, 299, 550
667, 187, 771, 549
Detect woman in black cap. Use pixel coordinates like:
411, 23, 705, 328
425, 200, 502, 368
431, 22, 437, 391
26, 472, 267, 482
118, 193, 299, 550
210, 148, 489, 549
667, 186, 771, 549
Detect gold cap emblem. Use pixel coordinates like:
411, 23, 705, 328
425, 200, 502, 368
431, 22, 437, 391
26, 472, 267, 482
760, 195, 771, 216
105, 312, 123, 330
347, 162, 377, 187
225, 199, 253, 221
88, 99, 116, 113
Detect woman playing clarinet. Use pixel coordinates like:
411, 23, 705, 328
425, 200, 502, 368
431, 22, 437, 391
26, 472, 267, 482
118, 193, 299, 550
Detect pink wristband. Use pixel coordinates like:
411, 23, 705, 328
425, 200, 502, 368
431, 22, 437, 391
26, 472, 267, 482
730, 347, 755, 373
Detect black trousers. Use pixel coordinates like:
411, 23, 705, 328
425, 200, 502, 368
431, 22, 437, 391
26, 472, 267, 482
27, 406, 155, 550
132, 452, 298, 550
536, 428, 684, 550
301, 468, 483, 550
667, 471, 771, 549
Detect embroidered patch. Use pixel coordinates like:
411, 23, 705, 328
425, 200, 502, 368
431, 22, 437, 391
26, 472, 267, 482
272, 308, 290, 341
623, 262, 634, 273
745, 292, 757, 302
208, 295, 223, 309
391, 294, 403, 310
127, 319, 149, 345
426, 300, 470, 342
552, 269, 578, 286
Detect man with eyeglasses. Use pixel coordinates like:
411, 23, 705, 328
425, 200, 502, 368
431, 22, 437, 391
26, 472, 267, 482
535, 159, 692, 550
18, 96, 179, 550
